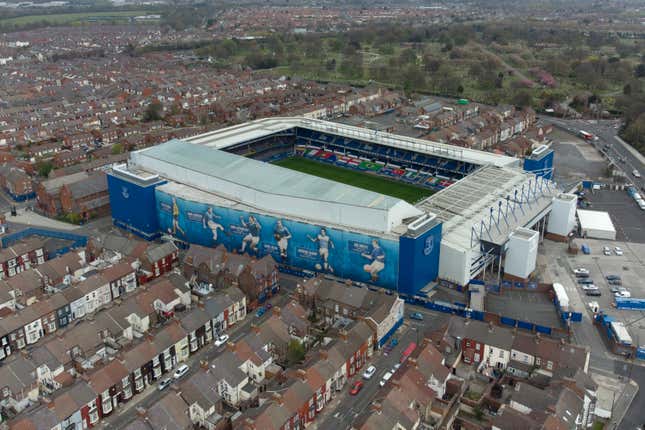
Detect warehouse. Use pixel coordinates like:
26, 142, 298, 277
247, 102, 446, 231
577, 209, 617, 240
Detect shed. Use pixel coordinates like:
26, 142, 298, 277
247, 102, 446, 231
576, 209, 616, 240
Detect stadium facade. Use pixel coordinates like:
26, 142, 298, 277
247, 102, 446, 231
108, 117, 558, 295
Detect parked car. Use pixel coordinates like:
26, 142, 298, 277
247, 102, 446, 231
606, 274, 621, 281
409, 312, 424, 321
581, 244, 591, 255
614, 246, 623, 256
633, 169, 641, 178
607, 279, 622, 286
577, 278, 595, 285
581, 284, 599, 291
158, 378, 172, 391
255, 307, 266, 318
214, 334, 229, 347
362, 365, 377, 380
602, 246, 612, 256
379, 371, 393, 387
349, 381, 364, 395
173, 364, 189, 380
573, 268, 590, 276
614, 288, 631, 298
585, 290, 601, 296
610, 285, 621, 294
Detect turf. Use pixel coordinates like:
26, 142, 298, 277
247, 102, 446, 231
274, 157, 433, 204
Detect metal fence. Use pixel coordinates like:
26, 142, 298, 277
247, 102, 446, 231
2, 227, 87, 257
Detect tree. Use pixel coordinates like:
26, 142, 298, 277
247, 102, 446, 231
143, 100, 163, 122
111, 143, 124, 155
36, 161, 53, 178
512, 91, 533, 108
287, 340, 306, 366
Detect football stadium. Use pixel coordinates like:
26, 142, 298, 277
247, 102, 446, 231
108, 117, 561, 295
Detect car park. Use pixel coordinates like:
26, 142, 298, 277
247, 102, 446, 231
614, 246, 623, 256
349, 380, 364, 395
214, 334, 229, 347
573, 268, 590, 276
409, 312, 424, 321
362, 365, 377, 380
158, 378, 172, 391
173, 364, 189, 380
379, 371, 393, 387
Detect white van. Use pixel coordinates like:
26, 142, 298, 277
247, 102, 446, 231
379, 371, 393, 387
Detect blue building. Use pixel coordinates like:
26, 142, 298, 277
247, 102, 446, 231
523, 145, 554, 179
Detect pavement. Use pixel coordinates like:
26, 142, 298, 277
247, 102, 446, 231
4, 208, 80, 230
593, 368, 639, 429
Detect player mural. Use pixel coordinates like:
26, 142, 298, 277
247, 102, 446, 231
308, 228, 335, 273
155, 189, 399, 288
202, 207, 224, 241
239, 215, 262, 255
273, 220, 291, 261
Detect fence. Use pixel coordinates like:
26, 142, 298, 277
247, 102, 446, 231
1, 227, 87, 257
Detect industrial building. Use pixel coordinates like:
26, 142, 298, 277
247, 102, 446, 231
108, 117, 566, 294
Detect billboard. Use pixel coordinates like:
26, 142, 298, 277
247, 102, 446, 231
155, 189, 400, 288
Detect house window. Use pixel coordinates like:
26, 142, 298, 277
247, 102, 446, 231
102, 397, 112, 414
536, 357, 541, 365
498, 349, 504, 358
135, 378, 144, 391
89, 409, 99, 424
123, 386, 132, 399
547, 361, 553, 370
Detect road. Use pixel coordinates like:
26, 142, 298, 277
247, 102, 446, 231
316, 322, 423, 430
540, 116, 645, 191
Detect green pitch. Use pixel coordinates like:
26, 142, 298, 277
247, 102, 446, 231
274, 157, 433, 203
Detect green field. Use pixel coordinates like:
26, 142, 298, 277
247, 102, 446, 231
274, 157, 433, 204
0, 10, 155, 26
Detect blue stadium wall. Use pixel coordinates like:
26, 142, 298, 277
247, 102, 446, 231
107, 173, 165, 240
398, 221, 442, 296
523, 149, 554, 180
155, 189, 404, 289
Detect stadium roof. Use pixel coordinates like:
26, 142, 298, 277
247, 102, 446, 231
416, 165, 557, 251
185, 117, 520, 168
130, 139, 423, 234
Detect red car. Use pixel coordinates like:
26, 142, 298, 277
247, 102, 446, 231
349, 380, 364, 395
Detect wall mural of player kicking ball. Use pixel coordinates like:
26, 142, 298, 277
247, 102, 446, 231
239, 215, 262, 254
273, 220, 292, 261
308, 227, 335, 273
171, 197, 185, 236
202, 206, 224, 241
362, 238, 385, 282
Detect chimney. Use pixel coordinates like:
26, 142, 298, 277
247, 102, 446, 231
197, 302, 205, 310
272, 307, 281, 317
319, 350, 328, 360
272, 393, 283, 405
136, 406, 147, 418
488, 322, 494, 332
251, 325, 260, 334
535, 333, 541, 344
227, 341, 236, 352
339, 330, 348, 342
145, 332, 155, 342
200, 360, 209, 370
371, 402, 382, 413
408, 357, 418, 367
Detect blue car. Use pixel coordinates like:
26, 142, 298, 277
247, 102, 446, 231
255, 307, 266, 318
581, 244, 591, 255
409, 312, 424, 321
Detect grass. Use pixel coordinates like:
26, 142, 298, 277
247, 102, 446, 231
274, 157, 433, 203
0, 11, 154, 26
591, 422, 605, 430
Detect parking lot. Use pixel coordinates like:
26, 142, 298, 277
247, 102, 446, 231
584, 188, 645, 243
551, 130, 609, 186
561, 238, 645, 347
485, 289, 563, 329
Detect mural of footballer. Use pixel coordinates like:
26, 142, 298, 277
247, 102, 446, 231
273, 220, 291, 261
171, 197, 185, 236
362, 238, 385, 282
202, 207, 224, 241
240, 215, 262, 254
308, 228, 334, 273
